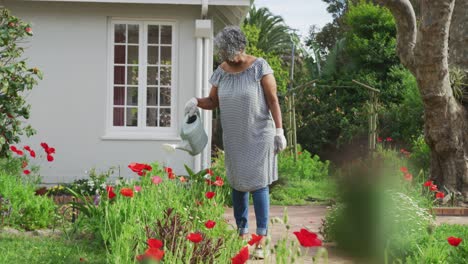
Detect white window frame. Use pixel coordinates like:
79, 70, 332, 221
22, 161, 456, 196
103, 18, 179, 141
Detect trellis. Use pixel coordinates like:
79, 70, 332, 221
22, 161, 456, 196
281, 79, 381, 162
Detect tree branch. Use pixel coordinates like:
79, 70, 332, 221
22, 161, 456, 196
377, 0, 417, 73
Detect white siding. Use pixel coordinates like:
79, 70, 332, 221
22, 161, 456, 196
5, 1, 200, 183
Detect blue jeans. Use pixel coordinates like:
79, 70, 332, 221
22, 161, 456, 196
232, 186, 269, 236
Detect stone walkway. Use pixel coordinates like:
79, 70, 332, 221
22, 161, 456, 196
223, 205, 468, 264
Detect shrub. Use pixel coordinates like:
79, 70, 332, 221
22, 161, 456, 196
0, 8, 42, 157
410, 134, 430, 173
0, 171, 56, 230
278, 147, 330, 182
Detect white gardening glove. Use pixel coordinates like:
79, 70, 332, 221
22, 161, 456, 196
274, 128, 287, 154
184, 97, 199, 116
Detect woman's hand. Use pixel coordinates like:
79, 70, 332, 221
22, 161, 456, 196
184, 97, 199, 116
274, 128, 287, 154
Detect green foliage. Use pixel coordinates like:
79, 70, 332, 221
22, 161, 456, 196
244, 5, 292, 55
0, 234, 106, 264
0, 8, 42, 157
380, 66, 424, 144
241, 24, 289, 93
71, 162, 243, 263
0, 171, 56, 230
278, 147, 330, 181
409, 135, 430, 173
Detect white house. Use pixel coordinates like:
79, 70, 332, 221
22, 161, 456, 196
2, 0, 250, 183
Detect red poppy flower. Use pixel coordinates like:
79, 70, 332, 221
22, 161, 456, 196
134, 186, 142, 192
386, 137, 393, 142
293, 228, 322, 247
16, 150, 24, 156
205, 191, 215, 199
25, 27, 33, 34
205, 220, 216, 229
128, 163, 152, 175
106, 186, 116, 199
165, 167, 173, 174
231, 246, 249, 264
186, 233, 203, 243
120, 188, 134, 197
179, 176, 187, 182
447, 236, 462, 247
23, 170, 31, 175
10, 146, 17, 152
168, 172, 176, 179
151, 176, 162, 185
206, 169, 214, 176
47, 154, 54, 162
40, 142, 49, 149
147, 238, 163, 249
29, 150, 36, 158
46, 147, 56, 154
436, 192, 445, 199
205, 179, 215, 185
430, 184, 438, 192
404, 173, 413, 181
377, 137, 382, 142
248, 234, 263, 246
24, 146, 31, 151
144, 247, 165, 261
424, 180, 433, 187
214, 176, 224, 187
400, 167, 408, 173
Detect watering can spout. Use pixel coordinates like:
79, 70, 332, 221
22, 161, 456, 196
162, 142, 193, 153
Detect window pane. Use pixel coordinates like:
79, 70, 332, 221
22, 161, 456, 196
161, 25, 172, 44
160, 46, 171, 65
113, 107, 124, 126
114, 66, 125, 85
114, 87, 125, 105
147, 87, 158, 106
147, 66, 158, 86
114, 45, 125, 64
127, 46, 139, 64
148, 46, 159, 65
160, 67, 171, 86
148, 25, 159, 44
127, 87, 138, 106
128, 24, 139, 44
127, 66, 138, 85
114, 24, 126, 43
147, 108, 158, 127
126, 108, 138, 126
160, 88, 171, 106
159, 108, 171, 127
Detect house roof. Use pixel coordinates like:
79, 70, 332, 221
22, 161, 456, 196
20, 0, 251, 31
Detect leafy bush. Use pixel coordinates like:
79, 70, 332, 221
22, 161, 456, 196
278, 147, 330, 181
0, 171, 56, 230
410, 134, 430, 173
0, 8, 42, 157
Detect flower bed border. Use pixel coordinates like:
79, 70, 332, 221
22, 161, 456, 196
431, 207, 468, 216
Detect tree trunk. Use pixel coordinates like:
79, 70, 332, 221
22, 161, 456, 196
448, 0, 468, 200
379, 0, 468, 202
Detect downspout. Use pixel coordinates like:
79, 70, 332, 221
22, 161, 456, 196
194, 0, 211, 172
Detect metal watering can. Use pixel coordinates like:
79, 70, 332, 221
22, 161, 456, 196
163, 111, 208, 156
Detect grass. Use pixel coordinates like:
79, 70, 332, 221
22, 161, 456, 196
271, 178, 336, 205
0, 233, 106, 264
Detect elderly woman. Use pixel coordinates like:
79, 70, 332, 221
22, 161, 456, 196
184, 26, 286, 258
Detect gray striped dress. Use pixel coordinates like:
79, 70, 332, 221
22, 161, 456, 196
209, 57, 278, 192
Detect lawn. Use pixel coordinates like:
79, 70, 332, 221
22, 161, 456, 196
0, 233, 106, 264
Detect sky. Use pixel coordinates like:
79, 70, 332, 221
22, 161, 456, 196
254, 0, 333, 40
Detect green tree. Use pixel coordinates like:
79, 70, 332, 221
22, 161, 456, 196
0, 8, 42, 157
241, 24, 289, 93
244, 5, 292, 56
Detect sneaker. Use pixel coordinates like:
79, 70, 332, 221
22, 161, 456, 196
252, 246, 268, 259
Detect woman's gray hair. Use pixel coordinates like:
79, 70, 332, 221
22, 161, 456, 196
214, 26, 247, 61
